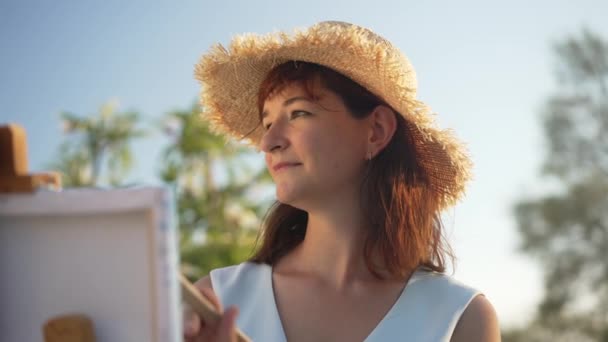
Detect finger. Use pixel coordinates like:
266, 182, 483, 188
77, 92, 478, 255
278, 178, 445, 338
198, 324, 218, 342
182, 306, 201, 337
184, 335, 202, 342
200, 287, 224, 312
216, 306, 239, 342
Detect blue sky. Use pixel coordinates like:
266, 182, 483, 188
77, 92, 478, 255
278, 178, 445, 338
2, 0, 608, 328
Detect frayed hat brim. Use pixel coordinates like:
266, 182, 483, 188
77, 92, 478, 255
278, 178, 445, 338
194, 21, 472, 209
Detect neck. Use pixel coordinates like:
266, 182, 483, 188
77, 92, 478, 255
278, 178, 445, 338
281, 192, 376, 289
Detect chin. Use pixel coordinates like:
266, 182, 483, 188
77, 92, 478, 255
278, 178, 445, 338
275, 187, 306, 209
275, 190, 296, 205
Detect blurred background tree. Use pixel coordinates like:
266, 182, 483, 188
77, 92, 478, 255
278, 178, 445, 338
48, 99, 273, 282
159, 103, 272, 280
49, 101, 145, 187
504, 30, 608, 341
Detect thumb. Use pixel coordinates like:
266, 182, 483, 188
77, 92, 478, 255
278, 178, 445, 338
216, 306, 239, 342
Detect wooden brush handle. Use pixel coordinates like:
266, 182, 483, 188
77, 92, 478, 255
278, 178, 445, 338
179, 274, 252, 342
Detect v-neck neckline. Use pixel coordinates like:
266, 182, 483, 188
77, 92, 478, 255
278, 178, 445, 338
265, 264, 421, 342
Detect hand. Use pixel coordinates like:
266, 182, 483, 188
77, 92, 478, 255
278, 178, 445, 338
183, 287, 240, 342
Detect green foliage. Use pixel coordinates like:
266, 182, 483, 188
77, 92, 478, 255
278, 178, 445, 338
49, 141, 92, 187
49, 99, 271, 282
159, 103, 272, 280
49, 99, 272, 281
49, 101, 145, 186
180, 231, 259, 280
508, 29, 608, 339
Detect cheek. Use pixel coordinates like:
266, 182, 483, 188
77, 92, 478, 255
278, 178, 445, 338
317, 135, 363, 175
331, 131, 367, 173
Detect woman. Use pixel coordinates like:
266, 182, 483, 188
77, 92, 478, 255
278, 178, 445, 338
185, 21, 500, 342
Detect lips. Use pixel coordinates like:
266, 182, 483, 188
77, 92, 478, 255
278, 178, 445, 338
272, 162, 301, 172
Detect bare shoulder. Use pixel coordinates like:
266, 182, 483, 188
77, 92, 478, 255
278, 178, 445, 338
450, 294, 501, 342
194, 275, 213, 291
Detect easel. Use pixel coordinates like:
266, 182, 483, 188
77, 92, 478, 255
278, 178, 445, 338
0, 124, 95, 341
0, 124, 61, 192
1, 124, 252, 342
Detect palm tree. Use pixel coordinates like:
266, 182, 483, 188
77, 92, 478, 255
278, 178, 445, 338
160, 103, 272, 279
50, 101, 145, 187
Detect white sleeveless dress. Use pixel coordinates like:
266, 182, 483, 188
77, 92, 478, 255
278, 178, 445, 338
210, 262, 479, 341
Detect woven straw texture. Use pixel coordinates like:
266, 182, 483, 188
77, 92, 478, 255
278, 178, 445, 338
194, 21, 472, 210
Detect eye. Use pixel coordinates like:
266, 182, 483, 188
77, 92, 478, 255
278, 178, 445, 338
290, 110, 310, 120
263, 110, 309, 131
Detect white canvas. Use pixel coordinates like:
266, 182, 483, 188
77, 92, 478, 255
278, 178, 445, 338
0, 187, 181, 342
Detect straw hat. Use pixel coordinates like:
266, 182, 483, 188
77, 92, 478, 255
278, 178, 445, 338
194, 21, 472, 210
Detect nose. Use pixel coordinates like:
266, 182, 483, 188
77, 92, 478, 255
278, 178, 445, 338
259, 121, 289, 153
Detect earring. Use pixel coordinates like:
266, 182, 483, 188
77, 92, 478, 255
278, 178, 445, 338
367, 151, 373, 161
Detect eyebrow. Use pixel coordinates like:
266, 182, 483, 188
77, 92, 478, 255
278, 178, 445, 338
261, 96, 313, 119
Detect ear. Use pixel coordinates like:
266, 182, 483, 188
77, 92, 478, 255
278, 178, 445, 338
367, 105, 397, 157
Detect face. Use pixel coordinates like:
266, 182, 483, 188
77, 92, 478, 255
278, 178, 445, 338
260, 81, 370, 209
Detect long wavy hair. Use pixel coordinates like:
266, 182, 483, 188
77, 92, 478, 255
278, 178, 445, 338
248, 61, 453, 278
